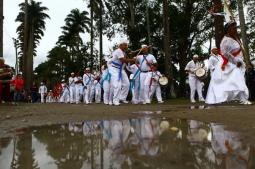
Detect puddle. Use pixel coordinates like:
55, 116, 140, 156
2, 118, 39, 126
0, 117, 255, 169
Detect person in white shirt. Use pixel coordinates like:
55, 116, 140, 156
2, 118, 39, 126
136, 44, 157, 104
94, 75, 101, 103
59, 79, 70, 103
109, 39, 135, 106
74, 72, 83, 104
46, 90, 54, 103
68, 72, 76, 104
185, 54, 205, 103
83, 68, 94, 104
149, 67, 164, 103
126, 63, 141, 104
38, 82, 47, 103
100, 65, 112, 105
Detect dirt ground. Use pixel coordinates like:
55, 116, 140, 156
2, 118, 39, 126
1, 99, 255, 143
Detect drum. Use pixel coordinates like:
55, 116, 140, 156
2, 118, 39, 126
195, 67, 207, 80
159, 76, 168, 86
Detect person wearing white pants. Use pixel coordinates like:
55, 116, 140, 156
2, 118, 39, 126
136, 45, 157, 104
83, 68, 94, 104
149, 70, 163, 103
74, 72, 83, 104
94, 78, 101, 103
126, 63, 141, 104
59, 80, 70, 103
100, 66, 112, 105
39, 82, 47, 103
185, 54, 205, 103
110, 39, 135, 106
68, 72, 76, 104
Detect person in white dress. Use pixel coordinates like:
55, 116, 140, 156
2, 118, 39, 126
94, 75, 101, 103
59, 79, 70, 103
185, 54, 205, 103
206, 21, 251, 105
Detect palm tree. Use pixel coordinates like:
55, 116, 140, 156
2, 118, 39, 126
57, 8, 90, 62
16, 0, 50, 90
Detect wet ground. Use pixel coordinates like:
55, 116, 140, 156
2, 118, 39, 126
1, 117, 255, 169
1, 100, 255, 168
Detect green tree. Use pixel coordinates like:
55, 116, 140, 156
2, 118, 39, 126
16, 0, 50, 90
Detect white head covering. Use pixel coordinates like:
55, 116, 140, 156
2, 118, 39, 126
71, 72, 75, 75
61, 79, 65, 82
141, 44, 149, 48
193, 54, 199, 58
118, 38, 128, 45
85, 67, 90, 71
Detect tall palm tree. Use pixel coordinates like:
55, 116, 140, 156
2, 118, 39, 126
16, 0, 50, 90
57, 8, 90, 61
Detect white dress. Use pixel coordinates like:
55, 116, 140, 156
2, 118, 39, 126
206, 36, 249, 104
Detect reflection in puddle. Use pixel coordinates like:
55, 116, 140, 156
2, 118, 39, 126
0, 117, 254, 169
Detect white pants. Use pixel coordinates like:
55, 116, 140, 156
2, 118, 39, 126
95, 87, 101, 103
188, 76, 204, 102
40, 93, 46, 103
83, 85, 92, 104
131, 78, 140, 104
75, 85, 83, 103
139, 72, 152, 103
103, 81, 113, 104
110, 67, 130, 104
60, 89, 70, 103
69, 86, 76, 103
150, 84, 162, 102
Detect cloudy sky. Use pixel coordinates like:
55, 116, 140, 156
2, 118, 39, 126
3, 0, 117, 68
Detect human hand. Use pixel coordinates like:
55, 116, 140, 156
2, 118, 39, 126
237, 62, 242, 68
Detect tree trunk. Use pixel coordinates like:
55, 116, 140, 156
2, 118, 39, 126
146, 0, 151, 45
212, 0, 224, 48
26, 23, 34, 90
163, 0, 174, 98
237, 0, 251, 65
90, 0, 94, 70
178, 1, 193, 97
99, 0, 103, 69
0, 0, 3, 58
23, 0, 29, 90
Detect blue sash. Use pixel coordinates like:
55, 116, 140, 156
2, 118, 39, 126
100, 70, 111, 86
112, 61, 123, 81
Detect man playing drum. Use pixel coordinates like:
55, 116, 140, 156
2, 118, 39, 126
185, 54, 205, 103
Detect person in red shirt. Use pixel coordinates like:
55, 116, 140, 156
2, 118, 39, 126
11, 73, 24, 103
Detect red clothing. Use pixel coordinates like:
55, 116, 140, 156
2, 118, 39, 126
11, 78, 24, 92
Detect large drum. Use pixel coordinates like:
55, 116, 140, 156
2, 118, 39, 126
195, 67, 207, 80
159, 76, 168, 86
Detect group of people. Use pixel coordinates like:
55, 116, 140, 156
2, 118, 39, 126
38, 43, 165, 105
185, 21, 253, 105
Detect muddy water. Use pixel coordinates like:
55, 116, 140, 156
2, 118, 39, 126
0, 115, 255, 169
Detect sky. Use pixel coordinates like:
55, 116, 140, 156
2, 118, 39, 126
3, 0, 118, 68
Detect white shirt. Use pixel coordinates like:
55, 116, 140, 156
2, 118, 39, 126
136, 54, 157, 71
68, 77, 75, 87
111, 48, 125, 69
185, 60, 201, 77
208, 54, 219, 73
83, 73, 94, 86
39, 85, 47, 94
74, 76, 83, 86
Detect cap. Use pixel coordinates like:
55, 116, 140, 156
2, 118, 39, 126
71, 72, 75, 75
61, 79, 65, 82
141, 44, 149, 48
85, 67, 90, 71
118, 38, 128, 45
193, 54, 199, 58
